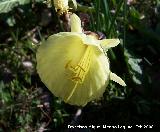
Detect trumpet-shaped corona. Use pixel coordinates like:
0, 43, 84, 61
36, 14, 126, 106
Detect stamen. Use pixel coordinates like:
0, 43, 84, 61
65, 60, 72, 69
64, 46, 92, 101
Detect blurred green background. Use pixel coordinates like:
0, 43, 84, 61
0, 0, 160, 131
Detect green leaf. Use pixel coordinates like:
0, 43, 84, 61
125, 50, 143, 85
0, 0, 43, 13
0, 0, 28, 13
130, 6, 141, 19
128, 58, 142, 74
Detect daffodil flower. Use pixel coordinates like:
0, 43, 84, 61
36, 13, 126, 106
53, 0, 77, 14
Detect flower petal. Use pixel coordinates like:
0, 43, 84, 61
100, 39, 120, 49
70, 13, 82, 33
110, 72, 126, 86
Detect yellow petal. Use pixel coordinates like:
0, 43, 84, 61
110, 72, 126, 86
70, 13, 82, 33
100, 39, 120, 49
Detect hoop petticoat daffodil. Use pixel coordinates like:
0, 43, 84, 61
36, 14, 126, 106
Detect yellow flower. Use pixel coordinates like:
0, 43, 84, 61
36, 13, 126, 106
53, 0, 77, 14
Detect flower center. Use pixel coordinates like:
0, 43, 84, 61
65, 46, 92, 101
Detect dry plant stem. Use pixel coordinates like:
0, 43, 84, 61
69, 108, 83, 127
40, 107, 51, 127
61, 13, 71, 32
